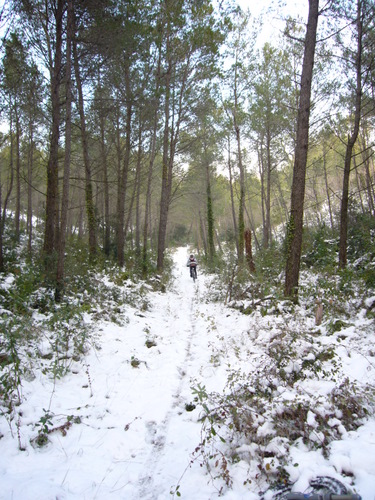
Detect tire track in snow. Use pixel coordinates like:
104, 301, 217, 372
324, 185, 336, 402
136, 278, 201, 499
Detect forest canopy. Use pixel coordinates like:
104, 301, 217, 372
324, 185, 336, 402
0, 0, 374, 299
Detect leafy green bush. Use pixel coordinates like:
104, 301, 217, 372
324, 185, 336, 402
302, 224, 338, 269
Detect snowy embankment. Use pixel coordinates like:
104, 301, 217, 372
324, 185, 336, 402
1, 247, 375, 499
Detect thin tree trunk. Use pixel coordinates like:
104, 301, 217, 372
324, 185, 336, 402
233, 58, 245, 264
257, 135, 268, 248
135, 123, 143, 255
99, 94, 110, 256
143, 45, 161, 273
235, 122, 245, 264
157, 50, 189, 270
199, 209, 208, 256
360, 130, 375, 215
244, 228, 255, 272
157, 48, 172, 272
322, 141, 334, 229
44, 0, 63, 258
15, 110, 21, 242
56, 0, 73, 302
265, 126, 272, 248
0, 114, 15, 271
354, 155, 365, 213
73, 36, 97, 260
27, 118, 34, 255
227, 137, 238, 255
285, 0, 319, 298
205, 147, 215, 263
117, 58, 132, 268
244, 203, 260, 251
338, 0, 363, 269
143, 125, 158, 273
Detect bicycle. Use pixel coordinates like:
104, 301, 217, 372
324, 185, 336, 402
268, 477, 362, 500
189, 263, 197, 282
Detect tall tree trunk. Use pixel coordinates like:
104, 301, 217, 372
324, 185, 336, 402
205, 146, 215, 263
338, 0, 363, 269
157, 49, 172, 272
15, 110, 21, 242
354, 155, 365, 213
198, 209, 207, 255
143, 46, 161, 273
322, 141, 334, 229
56, 0, 73, 301
257, 137, 267, 247
0, 115, 15, 272
157, 32, 190, 271
116, 55, 132, 268
265, 126, 272, 248
117, 77, 132, 267
27, 118, 33, 255
275, 171, 289, 228
73, 35, 97, 260
135, 123, 143, 256
44, 0, 63, 258
234, 121, 245, 264
360, 129, 375, 215
232, 57, 245, 264
244, 228, 255, 272
285, 0, 319, 298
143, 123, 158, 273
227, 137, 238, 255
99, 95, 110, 256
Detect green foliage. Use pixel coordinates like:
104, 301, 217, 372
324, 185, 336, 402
0, 319, 23, 416
206, 244, 284, 311
255, 244, 284, 281
302, 224, 338, 269
191, 327, 375, 494
347, 210, 375, 287
170, 224, 189, 246
0, 221, 168, 438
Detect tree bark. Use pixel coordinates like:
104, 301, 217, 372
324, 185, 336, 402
73, 34, 97, 260
116, 56, 132, 268
338, 0, 363, 269
227, 136, 239, 256
157, 43, 189, 271
0, 115, 15, 272
285, 0, 319, 298
245, 228, 256, 272
359, 128, 375, 216
43, 0, 63, 257
98, 91, 110, 256
143, 44, 162, 274
205, 143, 215, 263
15, 109, 21, 242
134, 123, 143, 256
232, 55, 245, 264
56, 0, 73, 301
27, 118, 33, 255
322, 141, 334, 230
157, 42, 172, 272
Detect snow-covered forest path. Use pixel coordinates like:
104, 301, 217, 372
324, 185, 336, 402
3, 247, 375, 499
1, 247, 252, 499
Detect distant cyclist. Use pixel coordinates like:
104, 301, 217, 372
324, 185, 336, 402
186, 254, 198, 279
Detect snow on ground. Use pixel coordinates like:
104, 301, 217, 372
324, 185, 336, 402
1, 247, 375, 499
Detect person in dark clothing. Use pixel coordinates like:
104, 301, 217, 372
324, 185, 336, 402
186, 254, 198, 278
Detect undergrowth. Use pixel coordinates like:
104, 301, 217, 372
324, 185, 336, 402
190, 317, 375, 496
188, 214, 375, 497
0, 224, 171, 447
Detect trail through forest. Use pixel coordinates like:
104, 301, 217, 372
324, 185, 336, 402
1, 248, 253, 499
1, 247, 375, 499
